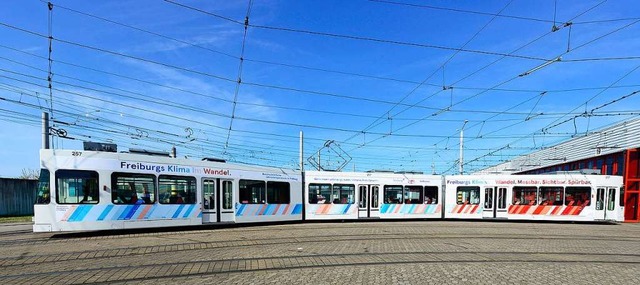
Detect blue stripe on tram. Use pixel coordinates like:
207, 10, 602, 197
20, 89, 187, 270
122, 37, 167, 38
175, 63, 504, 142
97, 205, 114, 221
172, 205, 186, 219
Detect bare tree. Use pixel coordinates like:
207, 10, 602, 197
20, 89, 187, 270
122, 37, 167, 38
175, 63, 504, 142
18, 168, 40, 180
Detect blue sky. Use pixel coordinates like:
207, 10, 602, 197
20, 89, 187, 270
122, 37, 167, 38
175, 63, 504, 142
1, 0, 640, 177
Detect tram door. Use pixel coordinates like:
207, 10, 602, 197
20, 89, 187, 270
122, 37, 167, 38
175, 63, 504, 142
202, 179, 217, 223
482, 187, 507, 219
595, 187, 617, 220
219, 180, 235, 222
358, 185, 380, 218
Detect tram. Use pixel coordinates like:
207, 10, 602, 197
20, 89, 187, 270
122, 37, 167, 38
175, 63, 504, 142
444, 174, 624, 222
305, 171, 442, 220
33, 149, 302, 232
32, 147, 625, 233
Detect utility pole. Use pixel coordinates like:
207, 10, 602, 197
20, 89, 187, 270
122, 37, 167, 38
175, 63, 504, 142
299, 131, 304, 171
42, 112, 50, 149
459, 120, 468, 175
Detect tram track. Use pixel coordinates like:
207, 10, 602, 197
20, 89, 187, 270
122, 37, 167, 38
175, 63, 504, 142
0, 218, 633, 239
0, 229, 31, 236
1, 230, 638, 267
47, 220, 635, 239
1, 250, 639, 284
1, 221, 637, 248
2, 221, 639, 284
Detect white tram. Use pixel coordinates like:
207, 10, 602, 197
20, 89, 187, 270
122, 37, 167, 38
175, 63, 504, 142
33, 149, 302, 232
305, 171, 443, 220
444, 174, 624, 222
33, 147, 626, 233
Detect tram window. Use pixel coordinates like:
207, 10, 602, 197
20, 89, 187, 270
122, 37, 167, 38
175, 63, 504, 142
371, 186, 379, 208
607, 188, 616, 211
384, 185, 403, 204
424, 186, 438, 204
159, 175, 196, 204
512, 186, 537, 205
55, 170, 99, 204
404, 186, 423, 204
620, 187, 625, 207
239, 180, 266, 204
484, 188, 493, 209
539, 187, 563, 206
456, 186, 479, 205
334, 184, 355, 204
309, 184, 331, 204
35, 169, 50, 204
203, 179, 215, 210
565, 187, 591, 206
596, 188, 605, 210
222, 181, 233, 209
497, 188, 507, 209
267, 181, 290, 204
111, 173, 156, 204
358, 186, 367, 208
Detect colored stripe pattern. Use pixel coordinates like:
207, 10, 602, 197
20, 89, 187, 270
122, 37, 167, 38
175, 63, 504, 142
507, 204, 588, 216
450, 204, 483, 214
306, 204, 358, 215
380, 204, 442, 214
235, 204, 302, 217
61, 204, 203, 222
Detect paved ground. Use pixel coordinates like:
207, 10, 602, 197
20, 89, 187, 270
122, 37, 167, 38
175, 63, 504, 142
0, 220, 639, 284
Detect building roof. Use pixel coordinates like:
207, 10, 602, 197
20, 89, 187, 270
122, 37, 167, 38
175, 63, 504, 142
475, 118, 640, 174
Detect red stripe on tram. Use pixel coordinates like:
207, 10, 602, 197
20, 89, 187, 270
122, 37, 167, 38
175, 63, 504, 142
532, 205, 545, 215
518, 205, 528, 214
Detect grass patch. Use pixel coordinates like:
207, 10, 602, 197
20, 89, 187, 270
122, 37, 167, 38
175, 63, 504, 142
0, 216, 33, 224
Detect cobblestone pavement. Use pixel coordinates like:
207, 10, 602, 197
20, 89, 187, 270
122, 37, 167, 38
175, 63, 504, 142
1, 221, 639, 284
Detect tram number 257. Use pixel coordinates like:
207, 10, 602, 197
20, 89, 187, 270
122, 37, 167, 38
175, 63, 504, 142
72, 151, 82, 157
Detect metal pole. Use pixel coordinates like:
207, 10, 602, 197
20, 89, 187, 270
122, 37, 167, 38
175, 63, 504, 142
459, 120, 468, 175
299, 131, 304, 171
300, 130, 306, 221
42, 112, 50, 149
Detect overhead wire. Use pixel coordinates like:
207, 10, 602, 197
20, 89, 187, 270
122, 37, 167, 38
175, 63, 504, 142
343, 0, 515, 145
368, 0, 639, 26
0, 95, 449, 168
0, 85, 302, 164
2, 42, 637, 119
339, 0, 587, 148
225, 0, 253, 150
0, 79, 592, 159
44, 1, 640, 93
163, 0, 551, 62
419, 1, 634, 159
0, 47, 604, 130
3, 74, 516, 162
0, 33, 559, 119
387, 0, 626, 172
2, 1, 636, 171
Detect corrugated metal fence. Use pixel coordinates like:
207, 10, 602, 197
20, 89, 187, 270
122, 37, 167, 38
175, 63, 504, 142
0, 178, 36, 216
